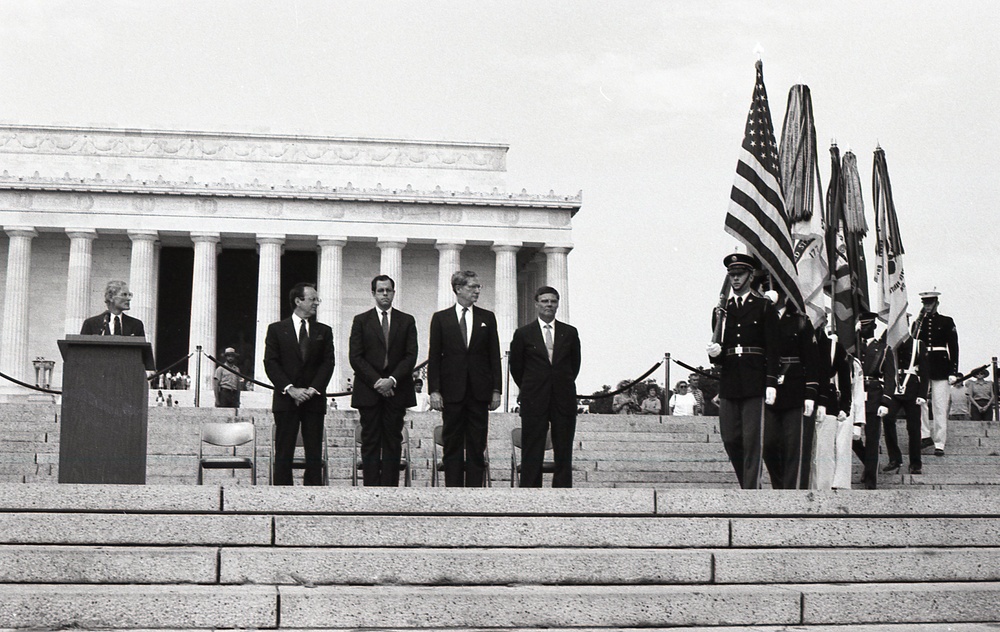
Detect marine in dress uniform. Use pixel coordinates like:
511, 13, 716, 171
707, 254, 780, 489
811, 326, 854, 489
762, 288, 818, 489
913, 290, 959, 456
880, 329, 929, 475
851, 312, 888, 489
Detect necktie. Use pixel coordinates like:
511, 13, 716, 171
460, 307, 469, 349
298, 319, 309, 359
113, 315, 122, 335
736, 297, 743, 309
544, 324, 554, 362
381, 310, 390, 369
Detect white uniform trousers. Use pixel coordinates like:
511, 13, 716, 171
921, 379, 950, 450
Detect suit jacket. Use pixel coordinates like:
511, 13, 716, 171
349, 307, 418, 409
770, 309, 819, 410
427, 304, 502, 404
509, 319, 581, 417
263, 317, 335, 414
914, 312, 959, 380
710, 293, 779, 399
80, 311, 145, 337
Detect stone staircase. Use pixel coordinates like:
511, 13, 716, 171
1, 403, 998, 488
2, 484, 1000, 629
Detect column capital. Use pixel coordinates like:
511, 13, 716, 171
317, 236, 348, 247
435, 239, 465, 252
190, 232, 221, 244
541, 244, 574, 254
4, 226, 37, 239
256, 234, 286, 246
127, 229, 159, 242
65, 228, 98, 241
377, 238, 408, 249
491, 241, 521, 253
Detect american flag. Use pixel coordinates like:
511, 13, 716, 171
726, 61, 804, 312
872, 146, 909, 350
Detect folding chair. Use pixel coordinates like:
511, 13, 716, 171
268, 423, 329, 485
510, 426, 554, 487
198, 421, 256, 484
351, 423, 412, 486
431, 424, 491, 487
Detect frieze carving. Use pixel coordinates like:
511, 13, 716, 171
0, 126, 508, 172
0, 169, 582, 211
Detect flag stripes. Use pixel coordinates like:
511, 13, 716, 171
725, 61, 803, 311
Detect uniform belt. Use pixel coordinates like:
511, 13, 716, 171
928, 347, 949, 352
779, 356, 800, 364
726, 346, 764, 356
864, 377, 883, 384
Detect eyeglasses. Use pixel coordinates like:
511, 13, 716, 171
115, 293, 133, 299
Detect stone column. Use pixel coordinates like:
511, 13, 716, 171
435, 240, 464, 309
1, 226, 37, 386
150, 241, 161, 355
127, 230, 158, 347
492, 242, 520, 352
318, 237, 346, 391
188, 232, 220, 396
542, 245, 572, 323
64, 229, 97, 335
254, 235, 284, 386
377, 238, 406, 308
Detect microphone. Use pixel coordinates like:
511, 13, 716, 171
103, 313, 111, 336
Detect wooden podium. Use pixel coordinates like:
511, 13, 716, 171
57, 335, 154, 484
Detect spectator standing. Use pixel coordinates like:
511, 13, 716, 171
640, 386, 662, 415
669, 382, 699, 416
948, 373, 970, 420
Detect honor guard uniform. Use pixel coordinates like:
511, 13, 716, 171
852, 312, 888, 489
762, 291, 819, 489
707, 253, 779, 489
811, 327, 854, 489
913, 290, 959, 456
879, 330, 929, 475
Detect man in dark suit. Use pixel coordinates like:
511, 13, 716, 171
509, 286, 581, 488
80, 280, 145, 337
349, 275, 418, 486
428, 270, 502, 487
880, 325, 929, 475
264, 282, 335, 486
707, 254, 779, 489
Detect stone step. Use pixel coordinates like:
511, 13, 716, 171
0, 545, 217, 583
0, 512, 271, 545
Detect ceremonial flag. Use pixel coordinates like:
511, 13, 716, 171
726, 61, 804, 312
841, 151, 870, 312
827, 144, 857, 353
872, 146, 909, 349
778, 84, 827, 327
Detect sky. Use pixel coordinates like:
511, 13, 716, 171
1, 1, 998, 392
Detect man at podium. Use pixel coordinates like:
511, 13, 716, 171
80, 280, 146, 337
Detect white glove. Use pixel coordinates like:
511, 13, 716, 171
803, 399, 815, 417
816, 405, 827, 419
837, 410, 848, 422
948, 375, 958, 385
765, 387, 776, 406
877, 405, 888, 418
916, 397, 927, 406
707, 342, 722, 358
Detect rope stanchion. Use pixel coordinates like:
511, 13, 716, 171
671, 357, 719, 382
0, 370, 62, 395
205, 354, 431, 399
578, 360, 664, 400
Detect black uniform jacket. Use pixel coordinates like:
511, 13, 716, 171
914, 312, 958, 380
770, 309, 819, 410
710, 293, 780, 400
881, 336, 930, 405
509, 319, 581, 418
814, 329, 852, 416
861, 334, 890, 416
348, 308, 418, 409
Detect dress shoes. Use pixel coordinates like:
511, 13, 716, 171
920, 437, 934, 450
909, 465, 922, 475
881, 461, 901, 473
934, 448, 945, 457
